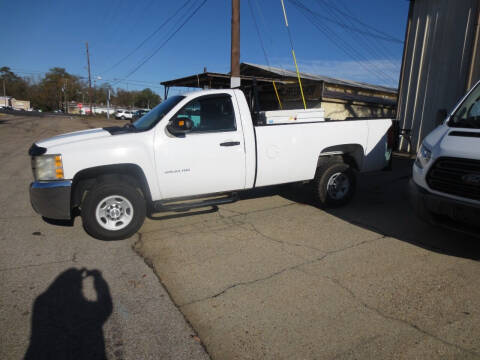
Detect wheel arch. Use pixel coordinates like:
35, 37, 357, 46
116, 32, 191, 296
318, 144, 364, 171
71, 163, 152, 209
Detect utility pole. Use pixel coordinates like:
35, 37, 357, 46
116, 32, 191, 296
107, 88, 110, 120
3, 79, 6, 107
230, 0, 240, 88
63, 78, 68, 114
86, 42, 93, 115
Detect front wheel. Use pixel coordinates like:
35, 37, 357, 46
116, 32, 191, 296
81, 180, 146, 240
312, 160, 356, 208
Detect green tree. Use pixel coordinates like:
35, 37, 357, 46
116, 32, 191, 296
93, 83, 114, 106
0, 66, 28, 101
113, 89, 135, 108
134, 88, 161, 109
37, 68, 85, 111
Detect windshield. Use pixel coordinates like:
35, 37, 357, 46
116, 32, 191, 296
449, 83, 480, 128
132, 95, 185, 131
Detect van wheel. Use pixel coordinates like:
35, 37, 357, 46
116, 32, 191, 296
312, 161, 356, 207
121, 116, 125, 120
81, 180, 146, 240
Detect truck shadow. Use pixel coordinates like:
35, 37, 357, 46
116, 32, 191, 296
145, 157, 480, 260
24, 268, 112, 360
148, 205, 219, 221
280, 156, 480, 261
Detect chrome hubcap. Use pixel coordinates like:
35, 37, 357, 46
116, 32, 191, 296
95, 195, 134, 231
327, 172, 350, 200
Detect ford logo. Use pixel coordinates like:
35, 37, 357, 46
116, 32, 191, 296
462, 174, 480, 185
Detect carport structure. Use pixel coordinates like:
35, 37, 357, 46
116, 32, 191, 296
161, 63, 397, 120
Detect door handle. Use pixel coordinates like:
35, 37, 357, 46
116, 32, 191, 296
220, 141, 240, 146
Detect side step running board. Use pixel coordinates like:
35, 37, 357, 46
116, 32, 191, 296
153, 193, 238, 212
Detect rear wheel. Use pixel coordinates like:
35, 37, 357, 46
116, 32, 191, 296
81, 180, 146, 240
312, 160, 356, 207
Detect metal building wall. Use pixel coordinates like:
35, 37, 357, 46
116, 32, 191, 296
397, 0, 480, 151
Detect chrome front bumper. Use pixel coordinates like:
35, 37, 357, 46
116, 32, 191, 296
30, 180, 72, 220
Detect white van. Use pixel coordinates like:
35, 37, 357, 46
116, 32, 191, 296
410, 80, 480, 236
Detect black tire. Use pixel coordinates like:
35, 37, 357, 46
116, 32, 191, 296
121, 116, 126, 120
312, 160, 356, 208
81, 180, 146, 240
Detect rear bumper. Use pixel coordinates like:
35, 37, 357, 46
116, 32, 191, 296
408, 179, 480, 237
29, 180, 72, 220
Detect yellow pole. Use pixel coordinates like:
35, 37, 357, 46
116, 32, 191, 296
291, 50, 307, 110
280, 0, 307, 109
272, 81, 283, 109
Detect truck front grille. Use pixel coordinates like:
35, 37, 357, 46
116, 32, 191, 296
426, 157, 480, 200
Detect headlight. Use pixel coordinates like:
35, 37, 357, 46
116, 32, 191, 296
414, 145, 432, 169
31, 154, 64, 180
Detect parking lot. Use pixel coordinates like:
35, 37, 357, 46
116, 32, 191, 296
1, 113, 479, 359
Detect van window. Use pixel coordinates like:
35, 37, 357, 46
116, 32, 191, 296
449, 84, 480, 128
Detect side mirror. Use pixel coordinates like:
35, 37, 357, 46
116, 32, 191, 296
167, 117, 194, 135
436, 108, 448, 126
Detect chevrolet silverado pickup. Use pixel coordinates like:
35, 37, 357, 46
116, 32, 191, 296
410, 80, 480, 236
29, 89, 395, 240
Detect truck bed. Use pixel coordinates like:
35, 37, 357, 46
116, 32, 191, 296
253, 119, 393, 187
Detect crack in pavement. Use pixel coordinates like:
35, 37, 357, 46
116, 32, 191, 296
246, 222, 325, 253
132, 232, 213, 359
324, 276, 480, 358
179, 235, 386, 308
0, 254, 77, 272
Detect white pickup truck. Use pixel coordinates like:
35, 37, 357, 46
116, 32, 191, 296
29, 89, 395, 240
410, 80, 480, 236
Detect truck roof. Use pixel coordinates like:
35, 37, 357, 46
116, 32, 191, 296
178, 88, 239, 99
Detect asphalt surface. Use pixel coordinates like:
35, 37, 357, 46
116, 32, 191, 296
1, 113, 480, 359
0, 114, 209, 360
136, 152, 480, 357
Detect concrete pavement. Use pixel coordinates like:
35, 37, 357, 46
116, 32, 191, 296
1, 113, 479, 359
0, 114, 209, 360
136, 158, 480, 359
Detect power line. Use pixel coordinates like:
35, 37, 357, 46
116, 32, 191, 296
5, 68, 163, 89
253, 0, 274, 45
326, 0, 404, 43
247, 0, 271, 67
114, 0, 207, 84
280, 0, 307, 109
286, 0, 401, 85
289, 0, 397, 84
99, 0, 195, 75
289, 0, 396, 85
313, 0, 400, 69
311, 0, 403, 44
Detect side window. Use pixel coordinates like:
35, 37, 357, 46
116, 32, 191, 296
469, 98, 480, 118
175, 95, 236, 132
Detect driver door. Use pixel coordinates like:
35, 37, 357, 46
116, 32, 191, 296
155, 94, 246, 199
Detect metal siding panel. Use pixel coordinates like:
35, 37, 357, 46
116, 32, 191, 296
398, 0, 479, 151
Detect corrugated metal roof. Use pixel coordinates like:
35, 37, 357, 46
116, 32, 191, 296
241, 63, 398, 94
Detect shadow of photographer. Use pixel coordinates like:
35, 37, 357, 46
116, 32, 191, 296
24, 268, 113, 360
